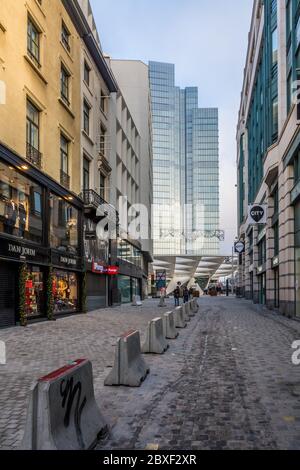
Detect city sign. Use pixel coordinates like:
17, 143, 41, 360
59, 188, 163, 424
248, 204, 267, 225
234, 241, 245, 254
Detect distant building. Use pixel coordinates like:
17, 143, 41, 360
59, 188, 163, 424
106, 58, 153, 303
148, 61, 219, 257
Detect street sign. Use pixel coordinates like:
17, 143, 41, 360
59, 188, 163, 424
156, 271, 166, 289
248, 204, 267, 225
234, 241, 245, 254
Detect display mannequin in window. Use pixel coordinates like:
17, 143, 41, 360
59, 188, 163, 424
4, 199, 17, 235
18, 191, 28, 238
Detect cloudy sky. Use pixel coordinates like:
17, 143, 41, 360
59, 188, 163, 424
90, 0, 254, 254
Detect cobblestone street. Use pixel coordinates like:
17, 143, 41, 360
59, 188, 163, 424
1, 296, 300, 450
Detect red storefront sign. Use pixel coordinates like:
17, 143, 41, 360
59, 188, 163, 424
107, 266, 119, 275
92, 261, 119, 275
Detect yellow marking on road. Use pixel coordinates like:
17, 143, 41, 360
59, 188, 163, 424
283, 416, 296, 423
145, 443, 159, 450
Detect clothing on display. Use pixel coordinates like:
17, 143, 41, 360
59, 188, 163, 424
52, 270, 78, 313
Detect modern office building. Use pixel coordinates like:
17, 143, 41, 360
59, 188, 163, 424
237, 0, 300, 318
149, 61, 219, 258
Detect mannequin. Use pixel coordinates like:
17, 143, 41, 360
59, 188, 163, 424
18, 191, 28, 238
4, 199, 17, 235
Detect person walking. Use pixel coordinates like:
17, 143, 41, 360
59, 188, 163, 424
183, 287, 189, 304
174, 286, 180, 307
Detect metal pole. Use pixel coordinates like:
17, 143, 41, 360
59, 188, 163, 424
231, 246, 234, 295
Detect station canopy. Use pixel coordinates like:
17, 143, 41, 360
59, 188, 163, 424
152, 255, 238, 294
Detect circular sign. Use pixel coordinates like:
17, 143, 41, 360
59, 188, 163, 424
250, 205, 265, 223
234, 241, 245, 254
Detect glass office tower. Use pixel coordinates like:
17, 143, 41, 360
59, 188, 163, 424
149, 61, 219, 256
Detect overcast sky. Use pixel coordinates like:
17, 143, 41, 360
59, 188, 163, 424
90, 0, 254, 254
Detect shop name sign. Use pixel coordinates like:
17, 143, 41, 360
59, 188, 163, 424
8, 243, 36, 258
60, 256, 77, 266
248, 204, 267, 225
92, 261, 119, 275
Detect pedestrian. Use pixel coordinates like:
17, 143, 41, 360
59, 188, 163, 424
189, 287, 193, 300
183, 287, 189, 303
174, 286, 180, 307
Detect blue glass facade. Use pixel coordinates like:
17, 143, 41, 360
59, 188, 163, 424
149, 61, 219, 256
247, 0, 278, 204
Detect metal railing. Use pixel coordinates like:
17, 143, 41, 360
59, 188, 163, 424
60, 169, 70, 189
26, 143, 42, 169
80, 189, 107, 208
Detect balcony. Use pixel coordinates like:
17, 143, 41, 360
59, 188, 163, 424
80, 189, 107, 211
26, 143, 42, 169
60, 169, 70, 189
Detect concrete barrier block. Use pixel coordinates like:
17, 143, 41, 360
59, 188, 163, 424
142, 318, 169, 354
182, 303, 191, 322
105, 330, 149, 387
21, 359, 108, 450
162, 311, 179, 339
132, 295, 142, 306
174, 306, 187, 328
192, 298, 199, 313
187, 301, 195, 317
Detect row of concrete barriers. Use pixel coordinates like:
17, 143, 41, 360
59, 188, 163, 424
21, 298, 199, 450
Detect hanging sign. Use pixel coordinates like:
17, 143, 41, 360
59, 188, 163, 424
248, 204, 267, 225
234, 241, 245, 254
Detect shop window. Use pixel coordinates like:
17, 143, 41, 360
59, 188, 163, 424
84, 218, 108, 262
0, 161, 43, 243
52, 270, 78, 313
25, 266, 44, 318
118, 275, 131, 303
50, 193, 78, 254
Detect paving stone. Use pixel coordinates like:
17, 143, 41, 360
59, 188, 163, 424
1, 297, 300, 449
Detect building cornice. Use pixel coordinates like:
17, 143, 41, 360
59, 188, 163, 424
61, 0, 118, 93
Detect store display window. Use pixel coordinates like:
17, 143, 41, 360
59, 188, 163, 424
52, 270, 78, 313
0, 160, 43, 243
50, 194, 79, 254
25, 266, 45, 318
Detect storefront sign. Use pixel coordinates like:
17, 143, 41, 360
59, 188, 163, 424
51, 250, 82, 271
107, 266, 119, 275
92, 261, 118, 275
248, 204, 267, 225
59, 256, 77, 267
272, 256, 279, 268
92, 261, 106, 274
0, 238, 47, 263
8, 243, 36, 257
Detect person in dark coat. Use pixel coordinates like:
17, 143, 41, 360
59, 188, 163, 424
183, 287, 189, 303
174, 286, 180, 307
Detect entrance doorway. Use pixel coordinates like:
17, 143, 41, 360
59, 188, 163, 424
0, 263, 17, 327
